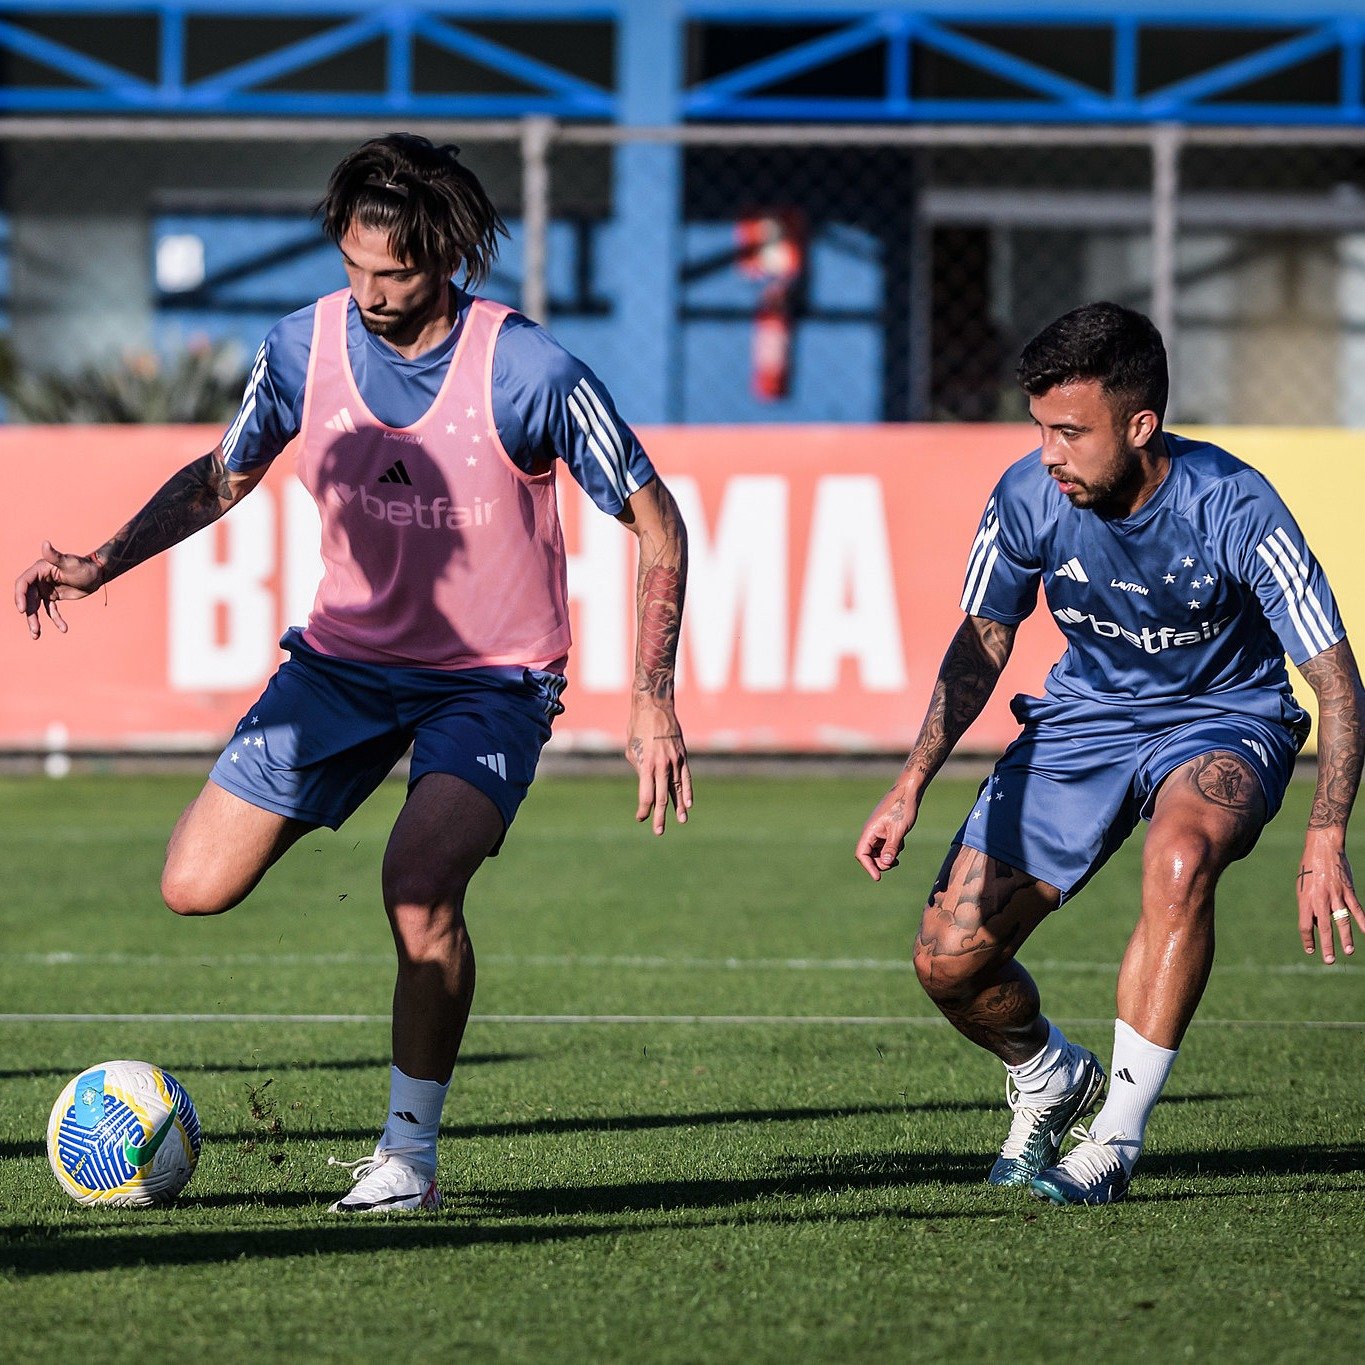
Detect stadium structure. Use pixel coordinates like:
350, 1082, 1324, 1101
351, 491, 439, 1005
4, 1, 1365, 426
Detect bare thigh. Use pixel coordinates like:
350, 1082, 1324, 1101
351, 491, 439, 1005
162, 779, 316, 915
382, 772, 505, 914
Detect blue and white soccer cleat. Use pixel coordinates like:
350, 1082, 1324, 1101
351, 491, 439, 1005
987, 1050, 1106, 1187
1029, 1126, 1132, 1206
327, 1150, 441, 1213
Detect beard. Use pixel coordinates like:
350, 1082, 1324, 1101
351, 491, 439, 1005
358, 309, 408, 339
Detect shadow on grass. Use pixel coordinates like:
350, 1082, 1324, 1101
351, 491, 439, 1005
7, 1142, 1361, 1276
0, 1092, 1250, 1164
1137, 1142, 1365, 1186
203, 1097, 997, 1147
0, 1099, 981, 1163
0, 1052, 529, 1083
0, 1191, 992, 1278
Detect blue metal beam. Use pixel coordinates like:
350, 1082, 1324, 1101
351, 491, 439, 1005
1, 4, 1365, 123
683, 10, 1365, 124
0, 2, 619, 117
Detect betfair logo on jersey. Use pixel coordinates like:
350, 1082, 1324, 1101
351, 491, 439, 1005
333, 483, 498, 529
1053, 606, 1231, 653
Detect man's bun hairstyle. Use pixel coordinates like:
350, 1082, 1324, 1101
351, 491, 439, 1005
320, 132, 506, 286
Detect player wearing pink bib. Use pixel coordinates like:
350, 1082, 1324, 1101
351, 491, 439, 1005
15, 134, 693, 1214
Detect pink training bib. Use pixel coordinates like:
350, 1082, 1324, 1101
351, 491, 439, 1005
294, 290, 572, 670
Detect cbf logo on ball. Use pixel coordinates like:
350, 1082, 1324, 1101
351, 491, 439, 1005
47, 1059, 201, 1206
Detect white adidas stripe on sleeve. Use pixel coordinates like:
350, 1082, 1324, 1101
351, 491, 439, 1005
1256, 530, 1336, 657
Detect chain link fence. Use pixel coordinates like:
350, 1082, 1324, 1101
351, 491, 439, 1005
5, 119, 1365, 427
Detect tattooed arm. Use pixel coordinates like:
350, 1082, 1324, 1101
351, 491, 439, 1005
1294, 638, 1365, 961
616, 475, 691, 835
856, 615, 1017, 881
15, 445, 265, 639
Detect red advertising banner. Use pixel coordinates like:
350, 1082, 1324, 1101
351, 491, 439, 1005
2, 424, 1357, 755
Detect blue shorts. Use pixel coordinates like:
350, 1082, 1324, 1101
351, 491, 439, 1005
210, 629, 566, 847
955, 698, 1303, 902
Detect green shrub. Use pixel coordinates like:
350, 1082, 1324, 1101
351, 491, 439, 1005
0, 335, 247, 424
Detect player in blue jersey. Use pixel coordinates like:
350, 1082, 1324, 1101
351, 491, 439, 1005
17, 134, 693, 1214
856, 302, 1363, 1205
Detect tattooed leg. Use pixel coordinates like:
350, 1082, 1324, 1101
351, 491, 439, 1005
1121, 750, 1267, 1048
913, 845, 1060, 1064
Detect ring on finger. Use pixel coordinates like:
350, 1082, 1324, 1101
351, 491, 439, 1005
1332, 907, 1351, 922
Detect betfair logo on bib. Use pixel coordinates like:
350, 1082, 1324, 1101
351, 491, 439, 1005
333, 483, 499, 530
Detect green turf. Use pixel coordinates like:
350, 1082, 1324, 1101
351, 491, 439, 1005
1, 771, 1362, 1363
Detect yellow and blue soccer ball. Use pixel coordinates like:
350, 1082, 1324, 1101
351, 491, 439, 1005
46, 1059, 202, 1206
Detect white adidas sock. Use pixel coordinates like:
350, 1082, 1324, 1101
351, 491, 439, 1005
1005, 1018, 1084, 1101
378, 1066, 449, 1180
1088, 1019, 1179, 1173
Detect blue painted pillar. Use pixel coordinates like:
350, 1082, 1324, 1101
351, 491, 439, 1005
613, 0, 683, 422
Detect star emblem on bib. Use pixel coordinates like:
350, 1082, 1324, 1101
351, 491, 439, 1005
466, 454, 478, 466
445, 422, 457, 435
1181, 556, 1196, 567
1163, 573, 1176, 584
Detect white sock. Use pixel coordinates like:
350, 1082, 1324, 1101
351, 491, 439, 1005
1088, 1019, 1179, 1173
378, 1066, 449, 1179
1005, 1018, 1084, 1101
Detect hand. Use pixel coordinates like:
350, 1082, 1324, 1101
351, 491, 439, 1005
14, 541, 105, 639
855, 780, 920, 882
627, 698, 692, 835
1297, 830, 1361, 964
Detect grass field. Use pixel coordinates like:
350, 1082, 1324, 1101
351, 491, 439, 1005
1, 769, 1362, 1363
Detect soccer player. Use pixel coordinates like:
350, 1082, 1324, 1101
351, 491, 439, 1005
855, 302, 1363, 1205
15, 133, 692, 1214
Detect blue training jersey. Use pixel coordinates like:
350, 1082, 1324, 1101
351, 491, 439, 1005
219, 288, 654, 517
961, 433, 1344, 728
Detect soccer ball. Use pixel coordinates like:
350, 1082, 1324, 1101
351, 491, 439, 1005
47, 1059, 202, 1207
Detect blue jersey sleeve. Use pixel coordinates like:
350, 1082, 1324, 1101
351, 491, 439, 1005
492, 316, 655, 516
220, 307, 312, 473
1227, 472, 1345, 665
959, 465, 1043, 622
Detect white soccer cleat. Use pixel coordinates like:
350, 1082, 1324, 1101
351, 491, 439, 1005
1029, 1126, 1132, 1206
987, 1049, 1106, 1187
327, 1150, 441, 1214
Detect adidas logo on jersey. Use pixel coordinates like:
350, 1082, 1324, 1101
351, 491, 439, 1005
1052, 557, 1089, 582
1242, 737, 1269, 766
324, 407, 358, 433
476, 753, 508, 780
377, 460, 413, 486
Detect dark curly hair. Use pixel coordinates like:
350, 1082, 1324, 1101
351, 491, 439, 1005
1017, 302, 1168, 422
318, 132, 506, 287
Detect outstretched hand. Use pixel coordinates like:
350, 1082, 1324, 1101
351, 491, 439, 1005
1297, 831, 1361, 965
855, 781, 920, 881
14, 541, 105, 639
628, 698, 692, 835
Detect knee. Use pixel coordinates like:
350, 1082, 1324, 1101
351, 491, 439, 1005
160, 865, 239, 917
386, 882, 469, 964
913, 913, 993, 1004
1143, 830, 1220, 911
